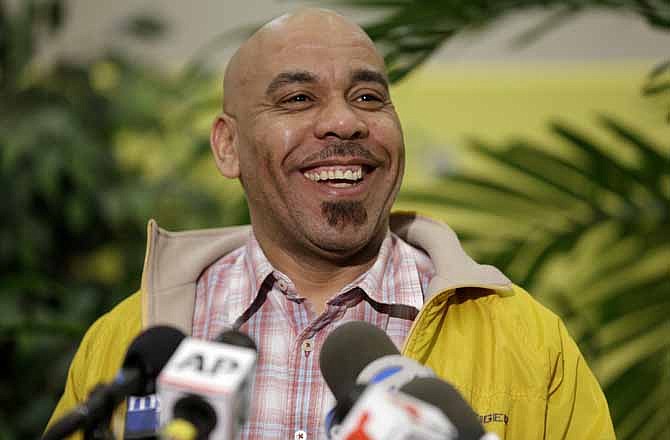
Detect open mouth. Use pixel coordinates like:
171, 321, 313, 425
302, 165, 372, 188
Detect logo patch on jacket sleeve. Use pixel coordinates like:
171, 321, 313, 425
479, 413, 509, 425
124, 395, 160, 438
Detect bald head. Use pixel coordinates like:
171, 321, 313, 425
223, 8, 385, 114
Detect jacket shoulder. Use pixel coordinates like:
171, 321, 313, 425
427, 284, 567, 356
84, 292, 143, 358
46, 292, 143, 433
487, 284, 565, 352
411, 285, 613, 439
79, 291, 143, 384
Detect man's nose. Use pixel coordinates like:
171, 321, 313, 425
314, 99, 369, 140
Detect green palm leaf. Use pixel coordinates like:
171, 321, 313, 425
327, 0, 670, 82
399, 117, 670, 439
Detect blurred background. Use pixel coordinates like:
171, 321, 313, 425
1, 0, 668, 438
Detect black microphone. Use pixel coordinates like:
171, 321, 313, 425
216, 329, 257, 350
162, 394, 217, 440
320, 321, 400, 405
43, 325, 186, 440
320, 321, 435, 435
400, 377, 489, 440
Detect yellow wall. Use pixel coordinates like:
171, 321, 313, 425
393, 62, 669, 188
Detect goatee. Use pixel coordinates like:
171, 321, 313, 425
321, 200, 367, 229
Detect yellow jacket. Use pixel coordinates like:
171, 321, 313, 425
48, 214, 615, 439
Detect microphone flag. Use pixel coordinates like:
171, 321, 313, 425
334, 386, 457, 440
157, 337, 257, 439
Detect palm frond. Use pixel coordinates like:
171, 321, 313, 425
327, 0, 670, 82
399, 116, 669, 439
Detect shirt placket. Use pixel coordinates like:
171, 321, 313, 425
289, 300, 357, 440
286, 329, 316, 439
274, 275, 313, 439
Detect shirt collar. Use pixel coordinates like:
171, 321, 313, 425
243, 230, 427, 310
244, 232, 276, 295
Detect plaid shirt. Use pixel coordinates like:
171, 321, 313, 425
192, 230, 435, 440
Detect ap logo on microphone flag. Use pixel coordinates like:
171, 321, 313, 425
124, 394, 160, 439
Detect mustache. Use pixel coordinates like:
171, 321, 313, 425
302, 141, 378, 164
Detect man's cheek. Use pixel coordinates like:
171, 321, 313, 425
367, 119, 403, 152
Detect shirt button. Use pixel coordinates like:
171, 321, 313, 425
276, 278, 288, 292
294, 430, 307, 440
302, 339, 313, 354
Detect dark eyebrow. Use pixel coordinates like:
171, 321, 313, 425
265, 70, 319, 96
351, 68, 389, 91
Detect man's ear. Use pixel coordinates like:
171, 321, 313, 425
210, 113, 240, 178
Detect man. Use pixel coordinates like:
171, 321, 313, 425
48, 8, 615, 440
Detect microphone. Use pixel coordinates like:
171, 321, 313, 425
400, 378, 496, 440
333, 385, 458, 440
320, 321, 433, 401
320, 321, 434, 433
162, 394, 216, 440
157, 329, 258, 440
43, 325, 186, 440
332, 377, 495, 439
357, 354, 435, 388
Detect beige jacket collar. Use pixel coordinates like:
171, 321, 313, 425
140, 212, 512, 334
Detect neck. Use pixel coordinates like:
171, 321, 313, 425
254, 230, 386, 314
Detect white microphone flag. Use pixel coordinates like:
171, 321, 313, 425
334, 386, 457, 440
157, 337, 257, 439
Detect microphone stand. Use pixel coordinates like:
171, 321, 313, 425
44, 380, 130, 440
83, 385, 115, 440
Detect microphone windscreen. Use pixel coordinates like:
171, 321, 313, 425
123, 325, 186, 394
173, 394, 217, 439
400, 377, 485, 440
319, 321, 399, 403
215, 329, 257, 351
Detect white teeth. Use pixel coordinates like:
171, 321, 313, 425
303, 166, 366, 182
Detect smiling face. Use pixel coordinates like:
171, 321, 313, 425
211, 10, 404, 262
